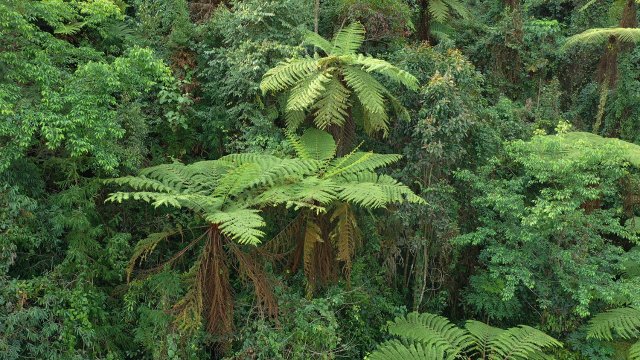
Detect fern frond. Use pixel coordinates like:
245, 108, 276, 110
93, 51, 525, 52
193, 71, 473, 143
564, 28, 640, 48
330, 203, 361, 280
260, 58, 319, 93
465, 320, 504, 357
331, 22, 365, 55
428, 0, 450, 24
285, 108, 306, 130
630, 340, 640, 360
387, 312, 473, 356
343, 66, 386, 115
368, 340, 446, 360
587, 307, 640, 341
205, 209, 266, 245
290, 128, 337, 161
445, 0, 471, 19
489, 325, 563, 359
126, 229, 178, 281
348, 54, 419, 90
312, 78, 351, 129
304, 31, 334, 54
303, 218, 323, 297
336, 172, 425, 207
326, 152, 402, 178
54, 21, 85, 35
286, 71, 332, 112
105, 176, 177, 193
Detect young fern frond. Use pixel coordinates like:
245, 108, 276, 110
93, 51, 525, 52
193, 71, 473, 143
289, 128, 337, 161
331, 22, 366, 55
428, 0, 451, 24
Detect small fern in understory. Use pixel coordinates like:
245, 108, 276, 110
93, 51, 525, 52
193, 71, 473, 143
367, 312, 562, 360
587, 307, 640, 360
260, 22, 418, 137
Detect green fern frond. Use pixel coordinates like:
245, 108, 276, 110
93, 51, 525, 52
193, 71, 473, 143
331, 22, 365, 55
304, 31, 334, 54
326, 152, 402, 178
367, 340, 446, 360
289, 128, 337, 161
342, 66, 386, 115
630, 340, 640, 360
428, 0, 450, 24
347, 54, 419, 90
312, 78, 351, 129
260, 57, 319, 93
445, 0, 471, 19
337, 173, 425, 207
54, 21, 85, 35
465, 320, 504, 357
285, 108, 306, 130
489, 325, 563, 359
587, 307, 640, 341
205, 209, 266, 245
126, 229, 179, 281
564, 28, 640, 48
387, 312, 473, 356
105, 176, 177, 193
286, 71, 332, 112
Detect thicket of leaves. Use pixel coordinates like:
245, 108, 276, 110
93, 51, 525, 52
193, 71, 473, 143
3, 0, 640, 359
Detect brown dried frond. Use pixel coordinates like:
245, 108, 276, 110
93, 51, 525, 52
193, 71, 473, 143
259, 214, 306, 260
188, 0, 224, 23
330, 203, 362, 286
303, 217, 323, 297
228, 243, 279, 320
200, 226, 234, 347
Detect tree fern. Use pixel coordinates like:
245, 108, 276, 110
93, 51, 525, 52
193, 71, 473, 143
369, 312, 562, 360
564, 27, 640, 48
260, 22, 418, 137
587, 307, 640, 360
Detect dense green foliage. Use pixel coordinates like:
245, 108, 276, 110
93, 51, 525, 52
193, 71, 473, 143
2, 0, 640, 359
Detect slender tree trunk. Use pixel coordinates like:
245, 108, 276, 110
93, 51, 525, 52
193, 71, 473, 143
418, 0, 432, 42
314, 0, 320, 33
594, 0, 637, 133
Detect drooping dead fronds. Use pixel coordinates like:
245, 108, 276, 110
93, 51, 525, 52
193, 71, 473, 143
330, 203, 362, 285
228, 243, 279, 320
200, 225, 234, 346
303, 217, 323, 297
